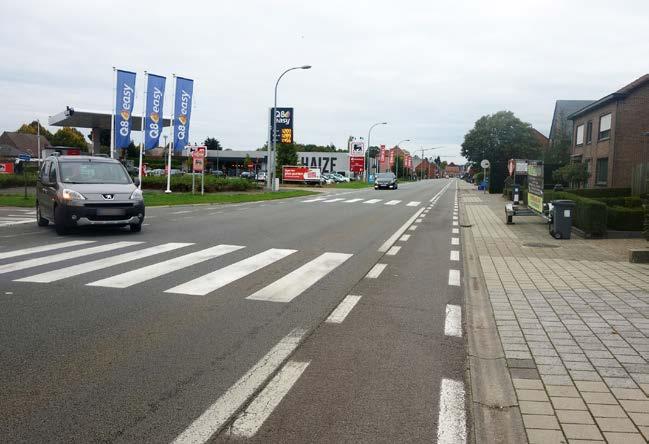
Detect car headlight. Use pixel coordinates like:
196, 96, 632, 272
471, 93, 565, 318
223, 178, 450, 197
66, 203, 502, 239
62, 189, 86, 200
130, 189, 144, 201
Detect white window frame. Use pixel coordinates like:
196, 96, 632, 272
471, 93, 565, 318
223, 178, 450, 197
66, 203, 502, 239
599, 113, 611, 140
576, 124, 584, 146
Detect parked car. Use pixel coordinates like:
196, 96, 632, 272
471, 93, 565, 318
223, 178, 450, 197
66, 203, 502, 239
169, 168, 183, 176
374, 172, 398, 190
212, 170, 225, 177
333, 172, 351, 182
321, 173, 335, 184
255, 171, 267, 182
241, 171, 254, 179
36, 154, 145, 234
147, 168, 164, 176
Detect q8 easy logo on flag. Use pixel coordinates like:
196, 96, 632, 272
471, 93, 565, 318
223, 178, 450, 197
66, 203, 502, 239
173, 77, 194, 153
144, 74, 166, 150
114, 70, 136, 149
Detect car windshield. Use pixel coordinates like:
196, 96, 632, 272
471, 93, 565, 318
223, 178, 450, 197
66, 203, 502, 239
376, 173, 395, 179
60, 161, 132, 184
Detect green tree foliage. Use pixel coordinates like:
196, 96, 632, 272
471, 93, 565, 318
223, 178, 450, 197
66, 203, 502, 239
275, 143, 298, 177
244, 154, 252, 168
50, 127, 88, 149
461, 111, 541, 165
17, 121, 53, 140
367, 146, 380, 159
552, 162, 590, 188
204, 137, 222, 150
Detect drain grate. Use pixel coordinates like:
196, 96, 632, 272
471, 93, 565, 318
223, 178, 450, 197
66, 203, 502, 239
523, 242, 560, 248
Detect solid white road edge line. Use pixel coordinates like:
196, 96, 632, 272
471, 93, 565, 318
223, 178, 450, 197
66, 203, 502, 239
365, 263, 387, 279
172, 328, 307, 444
229, 361, 310, 438
326, 295, 362, 323
437, 378, 467, 444
377, 208, 425, 253
444, 304, 462, 337
448, 269, 461, 286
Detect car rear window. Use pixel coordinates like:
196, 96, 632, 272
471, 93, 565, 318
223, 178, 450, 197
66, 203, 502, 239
60, 161, 131, 184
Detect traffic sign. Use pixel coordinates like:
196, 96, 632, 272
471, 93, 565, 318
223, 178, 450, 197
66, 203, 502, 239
18, 154, 31, 162
480, 159, 490, 169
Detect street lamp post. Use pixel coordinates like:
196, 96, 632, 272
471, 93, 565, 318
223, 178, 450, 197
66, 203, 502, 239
367, 122, 387, 183
267, 65, 312, 191
418, 146, 446, 180
395, 139, 410, 178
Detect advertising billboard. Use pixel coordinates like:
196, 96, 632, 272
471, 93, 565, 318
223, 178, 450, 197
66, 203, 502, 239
282, 166, 321, 182
270, 107, 294, 144
297, 152, 348, 173
527, 160, 544, 213
192, 146, 206, 172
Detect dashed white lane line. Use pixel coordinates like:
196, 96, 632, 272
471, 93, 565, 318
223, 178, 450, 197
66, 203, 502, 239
406, 201, 421, 207
229, 360, 310, 438
448, 269, 461, 286
450, 250, 460, 261
366, 263, 387, 279
399, 234, 410, 242
343, 198, 363, 203
452, 228, 459, 234
437, 378, 467, 444
452, 221, 458, 226
415, 218, 423, 223
452, 216, 458, 221
409, 225, 418, 231
377, 208, 425, 253
326, 295, 362, 323
172, 328, 306, 444
386, 246, 401, 256
451, 237, 459, 245
444, 305, 462, 337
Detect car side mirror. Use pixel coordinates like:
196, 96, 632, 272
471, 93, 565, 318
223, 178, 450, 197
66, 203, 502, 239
133, 178, 140, 187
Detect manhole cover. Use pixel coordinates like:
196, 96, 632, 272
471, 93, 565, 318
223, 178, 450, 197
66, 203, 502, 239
522, 242, 560, 248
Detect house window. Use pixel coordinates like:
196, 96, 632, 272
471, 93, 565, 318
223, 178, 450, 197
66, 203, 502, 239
596, 158, 608, 185
576, 124, 584, 146
599, 113, 611, 140
586, 121, 593, 144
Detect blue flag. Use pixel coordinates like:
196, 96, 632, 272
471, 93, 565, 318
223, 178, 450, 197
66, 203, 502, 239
144, 74, 166, 150
114, 70, 137, 149
173, 77, 194, 152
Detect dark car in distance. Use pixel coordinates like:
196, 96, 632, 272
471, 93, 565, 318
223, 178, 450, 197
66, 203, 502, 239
36, 154, 145, 235
374, 172, 398, 190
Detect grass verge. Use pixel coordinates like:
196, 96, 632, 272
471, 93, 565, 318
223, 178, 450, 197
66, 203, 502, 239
330, 181, 372, 189
0, 190, 318, 208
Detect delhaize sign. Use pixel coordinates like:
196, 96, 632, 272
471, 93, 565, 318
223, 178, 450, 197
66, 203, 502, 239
349, 140, 365, 157
270, 107, 294, 144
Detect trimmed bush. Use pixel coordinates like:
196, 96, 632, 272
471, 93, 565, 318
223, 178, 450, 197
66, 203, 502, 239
141, 175, 260, 192
0, 173, 37, 188
570, 188, 632, 198
544, 190, 608, 235
597, 197, 643, 208
607, 206, 645, 231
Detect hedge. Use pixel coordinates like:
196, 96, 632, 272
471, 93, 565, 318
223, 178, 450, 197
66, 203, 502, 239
0, 173, 37, 188
544, 190, 608, 236
596, 197, 643, 208
141, 175, 260, 192
570, 188, 632, 198
607, 206, 645, 231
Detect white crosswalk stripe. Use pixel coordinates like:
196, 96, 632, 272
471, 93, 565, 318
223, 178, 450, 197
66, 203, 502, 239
323, 198, 344, 203
166, 248, 297, 296
384, 200, 401, 205
0, 241, 142, 275
16, 243, 192, 283
88, 244, 244, 289
301, 197, 326, 203
0, 240, 95, 260
406, 201, 421, 207
0, 219, 33, 227
343, 198, 363, 203
247, 252, 352, 303
363, 199, 382, 204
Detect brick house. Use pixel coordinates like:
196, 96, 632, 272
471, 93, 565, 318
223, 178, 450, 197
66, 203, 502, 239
0, 131, 51, 158
568, 74, 649, 189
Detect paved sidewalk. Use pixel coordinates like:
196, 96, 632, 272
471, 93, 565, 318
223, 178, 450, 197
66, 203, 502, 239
460, 183, 649, 443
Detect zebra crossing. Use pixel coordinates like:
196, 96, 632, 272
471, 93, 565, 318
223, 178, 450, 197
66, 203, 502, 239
0, 240, 353, 301
0, 209, 34, 227
300, 197, 421, 207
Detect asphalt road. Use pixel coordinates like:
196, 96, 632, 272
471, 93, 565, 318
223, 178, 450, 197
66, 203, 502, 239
0, 178, 466, 443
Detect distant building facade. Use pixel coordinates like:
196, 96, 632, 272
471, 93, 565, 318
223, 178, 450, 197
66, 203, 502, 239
0, 132, 51, 157
568, 74, 649, 189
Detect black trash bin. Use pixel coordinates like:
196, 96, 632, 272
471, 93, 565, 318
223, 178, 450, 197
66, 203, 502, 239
550, 200, 576, 239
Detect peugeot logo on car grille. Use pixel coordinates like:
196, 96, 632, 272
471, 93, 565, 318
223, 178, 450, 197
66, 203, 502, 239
102, 194, 115, 200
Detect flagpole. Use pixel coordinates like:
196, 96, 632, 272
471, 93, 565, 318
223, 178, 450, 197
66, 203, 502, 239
138, 71, 147, 189
110, 67, 116, 159
165, 74, 176, 194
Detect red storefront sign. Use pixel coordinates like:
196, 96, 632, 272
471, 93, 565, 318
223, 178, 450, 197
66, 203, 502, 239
350, 157, 365, 173
0, 162, 14, 174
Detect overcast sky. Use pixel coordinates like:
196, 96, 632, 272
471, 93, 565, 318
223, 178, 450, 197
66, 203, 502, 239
1, 0, 648, 163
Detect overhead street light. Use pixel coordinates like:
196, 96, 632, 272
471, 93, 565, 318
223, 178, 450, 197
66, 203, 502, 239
267, 65, 312, 191
367, 122, 387, 182
418, 145, 446, 180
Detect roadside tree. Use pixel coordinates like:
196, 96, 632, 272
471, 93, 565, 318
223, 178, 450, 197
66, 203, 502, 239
50, 127, 88, 149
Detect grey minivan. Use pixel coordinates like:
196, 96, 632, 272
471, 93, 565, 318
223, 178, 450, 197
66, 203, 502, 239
36, 155, 145, 235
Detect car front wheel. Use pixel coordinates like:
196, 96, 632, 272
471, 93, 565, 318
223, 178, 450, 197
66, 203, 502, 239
130, 223, 142, 233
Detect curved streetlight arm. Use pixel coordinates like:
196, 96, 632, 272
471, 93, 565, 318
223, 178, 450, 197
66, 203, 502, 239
367, 122, 387, 178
